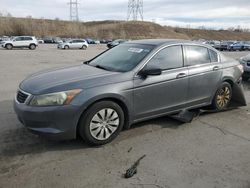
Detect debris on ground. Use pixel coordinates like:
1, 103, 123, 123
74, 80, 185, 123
127, 147, 133, 153
124, 155, 146, 179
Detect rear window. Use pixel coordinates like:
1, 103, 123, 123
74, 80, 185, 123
185, 46, 211, 66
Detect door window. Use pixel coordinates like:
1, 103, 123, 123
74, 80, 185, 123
209, 49, 219, 62
185, 46, 211, 66
147, 45, 183, 70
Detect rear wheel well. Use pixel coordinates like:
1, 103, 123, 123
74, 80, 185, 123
77, 98, 130, 137
223, 79, 234, 88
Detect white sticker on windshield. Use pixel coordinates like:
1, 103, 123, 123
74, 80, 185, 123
128, 48, 144, 53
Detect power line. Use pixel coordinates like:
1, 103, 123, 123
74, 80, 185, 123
68, 0, 79, 21
127, 0, 143, 21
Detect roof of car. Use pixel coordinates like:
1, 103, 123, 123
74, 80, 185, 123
127, 39, 199, 46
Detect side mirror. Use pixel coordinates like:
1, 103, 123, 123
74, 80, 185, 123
83, 60, 89, 64
138, 66, 162, 78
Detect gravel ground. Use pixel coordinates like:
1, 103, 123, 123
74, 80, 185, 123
0, 44, 250, 188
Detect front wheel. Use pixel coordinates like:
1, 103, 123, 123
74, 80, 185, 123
6, 44, 13, 50
78, 101, 124, 145
212, 82, 232, 111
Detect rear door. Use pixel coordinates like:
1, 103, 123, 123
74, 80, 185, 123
184, 45, 222, 106
133, 45, 189, 119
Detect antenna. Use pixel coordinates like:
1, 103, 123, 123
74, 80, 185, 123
68, 0, 79, 21
127, 0, 143, 21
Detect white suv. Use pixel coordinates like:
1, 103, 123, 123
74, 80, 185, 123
2, 36, 38, 50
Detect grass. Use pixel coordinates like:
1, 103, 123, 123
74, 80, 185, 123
0, 17, 250, 40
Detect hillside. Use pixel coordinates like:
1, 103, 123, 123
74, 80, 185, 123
0, 17, 250, 40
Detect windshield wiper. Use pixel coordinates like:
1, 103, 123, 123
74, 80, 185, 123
94, 65, 110, 71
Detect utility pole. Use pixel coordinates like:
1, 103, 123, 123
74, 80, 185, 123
68, 0, 79, 21
127, 0, 143, 21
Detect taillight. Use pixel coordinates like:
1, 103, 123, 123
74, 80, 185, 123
237, 64, 244, 74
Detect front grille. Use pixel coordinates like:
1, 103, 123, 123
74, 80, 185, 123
16, 90, 29, 103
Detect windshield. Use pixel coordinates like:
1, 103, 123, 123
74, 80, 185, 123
89, 43, 155, 72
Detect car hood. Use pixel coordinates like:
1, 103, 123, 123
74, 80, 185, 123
20, 64, 123, 95
241, 55, 250, 62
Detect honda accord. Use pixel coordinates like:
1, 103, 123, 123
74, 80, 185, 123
14, 39, 246, 145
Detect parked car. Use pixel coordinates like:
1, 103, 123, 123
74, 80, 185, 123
229, 42, 245, 51
107, 39, 128, 49
218, 41, 234, 51
240, 54, 250, 81
1, 36, 38, 50
85, 38, 95, 44
204, 40, 221, 50
37, 39, 44, 44
94, 40, 100, 44
14, 39, 246, 145
100, 39, 111, 44
53, 37, 63, 44
43, 37, 54, 44
0, 36, 11, 45
243, 42, 250, 51
57, 39, 88, 50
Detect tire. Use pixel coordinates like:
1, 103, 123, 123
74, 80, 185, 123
78, 101, 124, 146
29, 44, 36, 50
212, 82, 232, 111
5, 44, 13, 50
64, 45, 69, 50
81, 45, 87, 50
242, 76, 249, 81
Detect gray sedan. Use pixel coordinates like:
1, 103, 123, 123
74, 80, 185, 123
14, 39, 246, 145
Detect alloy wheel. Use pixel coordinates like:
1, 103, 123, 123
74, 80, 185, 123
216, 86, 231, 108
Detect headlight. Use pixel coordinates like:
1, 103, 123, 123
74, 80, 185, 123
29, 89, 82, 106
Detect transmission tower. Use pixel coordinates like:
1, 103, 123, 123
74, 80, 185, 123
68, 0, 79, 21
127, 0, 143, 21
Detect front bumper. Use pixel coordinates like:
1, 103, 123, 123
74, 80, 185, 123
57, 45, 64, 49
14, 101, 81, 140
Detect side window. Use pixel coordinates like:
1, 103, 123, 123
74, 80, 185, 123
209, 49, 219, 62
147, 46, 183, 70
23, 37, 31, 41
15, 37, 22, 41
185, 46, 211, 66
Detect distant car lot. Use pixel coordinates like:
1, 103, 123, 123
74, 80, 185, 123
0, 44, 250, 187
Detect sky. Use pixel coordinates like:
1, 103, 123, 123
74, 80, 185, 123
1, 0, 250, 29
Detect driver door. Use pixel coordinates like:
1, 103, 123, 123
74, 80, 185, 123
13, 37, 23, 47
133, 45, 189, 120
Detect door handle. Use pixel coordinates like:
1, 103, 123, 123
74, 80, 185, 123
213, 66, 220, 71
176, 73, 187, 78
